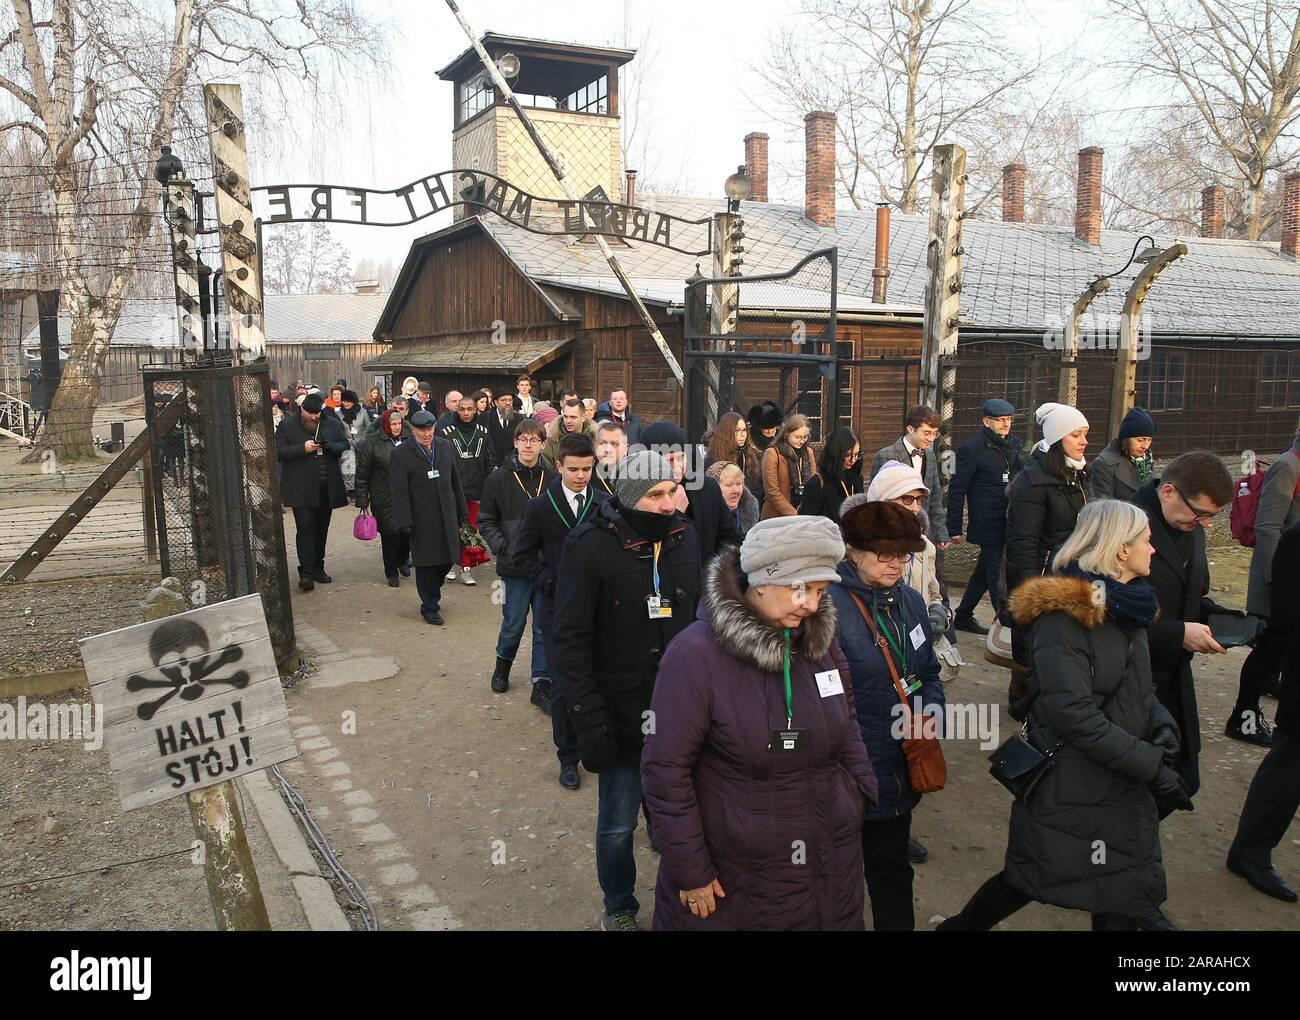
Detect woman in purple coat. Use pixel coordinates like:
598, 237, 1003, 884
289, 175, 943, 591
641, 515, 879, 930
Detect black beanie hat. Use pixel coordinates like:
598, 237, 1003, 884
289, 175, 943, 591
301, 393, 324, 413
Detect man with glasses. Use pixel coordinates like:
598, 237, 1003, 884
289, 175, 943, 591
1130, 450, 1236, 930
946, 399, 1023, 634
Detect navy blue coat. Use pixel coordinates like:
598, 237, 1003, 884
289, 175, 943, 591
946, 427, 1023, 547
829, 561, 945, 821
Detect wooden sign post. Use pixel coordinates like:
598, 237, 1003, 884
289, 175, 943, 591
80, 588, 298, 930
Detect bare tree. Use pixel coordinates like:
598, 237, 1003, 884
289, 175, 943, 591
617, 1, 692, 197
751, 0, 1044, 214
1109, 0, 1300, 239
262, 222, 354, 294
0, 0, 387, 462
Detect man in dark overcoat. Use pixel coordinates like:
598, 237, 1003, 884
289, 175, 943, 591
390, 410, 468, 625
277, 392, 348, 590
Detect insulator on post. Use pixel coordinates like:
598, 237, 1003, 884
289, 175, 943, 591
232, 219, 244, 233
949, 280, 962, 294
222, 121, 238, 138
947, 316, 961, 328
952, 246, 965, 256
224, 171, 239, 188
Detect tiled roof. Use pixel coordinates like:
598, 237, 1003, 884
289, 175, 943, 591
362, 338, 572, 374
475, 195, 1300, 338
22, 292, 389, 349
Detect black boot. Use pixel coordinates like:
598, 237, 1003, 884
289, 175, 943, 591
491, 656, 512, 694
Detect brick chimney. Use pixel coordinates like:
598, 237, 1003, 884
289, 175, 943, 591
744, 132, 769, 203
1283, 172, 1300, 258
804, 112, 836, 228
1074, 146, 1103, 245
1200, 183, 1225, 238
1002, 163, 1025, 223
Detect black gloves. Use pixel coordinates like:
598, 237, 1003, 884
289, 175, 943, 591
1151, 766, 1194, 812
1149, 725, 1180, 768
576, 725, 618, 774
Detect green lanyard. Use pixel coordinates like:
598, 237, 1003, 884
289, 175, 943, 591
873, 607, 908, 676
782, 628, 794, 728
546, 488, 592, 529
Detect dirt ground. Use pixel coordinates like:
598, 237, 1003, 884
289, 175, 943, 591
273, 507, 1298, 931
0, 692, 306, 931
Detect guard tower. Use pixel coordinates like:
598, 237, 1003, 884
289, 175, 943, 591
437, 34, 636, 216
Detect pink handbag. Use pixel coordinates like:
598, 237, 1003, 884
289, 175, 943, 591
353, 511, 378, 542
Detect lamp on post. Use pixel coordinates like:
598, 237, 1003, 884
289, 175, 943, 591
724, 164, 752, 214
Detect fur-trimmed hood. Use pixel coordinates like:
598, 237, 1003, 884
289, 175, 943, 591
1008, 574, 1105, 630
703, 547, 838, 672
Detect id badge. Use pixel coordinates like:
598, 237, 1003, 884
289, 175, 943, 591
315, 448, 322, 457
350, 425, 358, 436
1002, 471, 1009, 483
768, 729, 808, 753
646, 595, 672, 619
427, 469, 440, 480
903, 674, 923, 695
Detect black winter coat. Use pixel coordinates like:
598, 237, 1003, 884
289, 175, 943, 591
485, 409, 520, 465
514, 476, 610, 607
797, 465, 863, 521
477, 454, 556, 579
353, 429, 407, 532
685, 474, 744, 565
1005, 574, 1172, 917
1005, 447, 1087, 594
1131, 480, 1225, 766
388, 437, 468, 567
552, 499, 702, 767
1269, 521, 1300, 739
439, 419, 495, 501
946, 427, 1023, 546
276, 411, 348, 509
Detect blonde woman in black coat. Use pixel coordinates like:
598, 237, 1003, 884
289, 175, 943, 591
939, 499, 1187, 931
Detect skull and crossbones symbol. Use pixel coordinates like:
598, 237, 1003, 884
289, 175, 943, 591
127, 618, 249, 720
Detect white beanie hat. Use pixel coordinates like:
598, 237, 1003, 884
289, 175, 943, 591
1034, 402, 1088, 452
865, 460, 929, 503
739, 516, 845, 588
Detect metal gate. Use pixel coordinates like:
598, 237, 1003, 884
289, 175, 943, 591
142, 360, 295, 665
683, 248, 839, 445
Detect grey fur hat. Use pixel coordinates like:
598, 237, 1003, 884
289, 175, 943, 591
739, 515, 845, 588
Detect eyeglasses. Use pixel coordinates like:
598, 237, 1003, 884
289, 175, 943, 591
893, 494, 924, 507
871, 552, 907, 564
516, 436, 542, 445
1173, 485, 1224, 521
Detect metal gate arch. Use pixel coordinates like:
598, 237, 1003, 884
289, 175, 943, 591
682, 248, 839, 446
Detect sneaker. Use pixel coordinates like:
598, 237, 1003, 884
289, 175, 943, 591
445, 567, 458, 582
559, 764, 580, 790
529, 678, 552, 715
1225, 709, 1273, 747
461, 567, 476, 586
602, 911, 640, 932
491, 656, 511, 694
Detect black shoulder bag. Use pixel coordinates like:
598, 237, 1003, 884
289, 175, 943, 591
988, 629, 1123, 801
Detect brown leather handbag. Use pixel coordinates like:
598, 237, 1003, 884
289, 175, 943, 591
850, 592, 947, 794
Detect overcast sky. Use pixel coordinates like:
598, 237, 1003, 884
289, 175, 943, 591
252, 0, 1118, 270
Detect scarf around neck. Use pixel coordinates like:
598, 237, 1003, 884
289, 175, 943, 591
1061, 562, 1157, 630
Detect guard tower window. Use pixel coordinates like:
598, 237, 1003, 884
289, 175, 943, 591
566, 74, 608, 114
460, 75, 493, 122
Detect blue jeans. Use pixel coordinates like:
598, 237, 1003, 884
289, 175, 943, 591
495, 576, 548, 679
596, 765, 643, 916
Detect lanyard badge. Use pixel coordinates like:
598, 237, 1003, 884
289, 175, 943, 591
646, 540, 672, 618
768, 628, 808, 753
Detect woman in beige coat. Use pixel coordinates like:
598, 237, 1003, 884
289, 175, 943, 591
760, 414, 816, 518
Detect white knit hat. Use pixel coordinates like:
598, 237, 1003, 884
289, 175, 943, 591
1034, 402, 1088, 452
865, 460, 929, 503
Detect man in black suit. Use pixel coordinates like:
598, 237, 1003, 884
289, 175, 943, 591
1130, 450, 1235, 929
276, 392, 348, 591
639, 420, 742, 564
485, 387, 520, 465
514, 431, 609, 790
